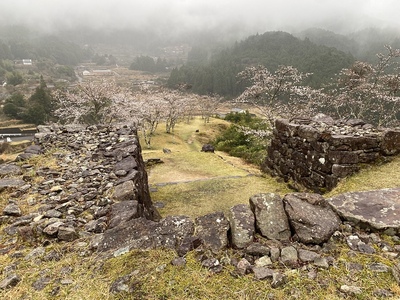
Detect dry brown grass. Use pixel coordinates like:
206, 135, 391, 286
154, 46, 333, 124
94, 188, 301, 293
0, 140, 33, 162
1, 237, 399, 300
1, 117, 400, 299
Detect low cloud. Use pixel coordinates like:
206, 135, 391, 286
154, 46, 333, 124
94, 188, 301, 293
1, 0, 399, 35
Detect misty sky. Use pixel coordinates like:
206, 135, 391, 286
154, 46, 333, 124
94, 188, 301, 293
1, 0, 399, 35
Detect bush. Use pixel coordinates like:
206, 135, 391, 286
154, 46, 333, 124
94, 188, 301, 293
213, 111, 270, 165
0, 141, 10, 154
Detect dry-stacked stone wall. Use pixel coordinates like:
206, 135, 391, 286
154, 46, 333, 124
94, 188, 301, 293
263, 115, 400, 193
32, 123, 161, 222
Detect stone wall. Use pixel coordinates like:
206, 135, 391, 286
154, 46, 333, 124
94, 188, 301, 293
0, 123, 161, 244
263, 115, 400, 193
2, 123, 400, 291
34, 123, 160, 221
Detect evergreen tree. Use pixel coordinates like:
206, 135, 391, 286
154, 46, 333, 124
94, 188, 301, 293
130, 55, 168, 72
24, 76, 54, 124
3, 93, 26, 119
187, 46, 208, 65
6, 71, 24, 86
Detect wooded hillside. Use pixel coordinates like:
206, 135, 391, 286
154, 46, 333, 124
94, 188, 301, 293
167, 31, 355, 97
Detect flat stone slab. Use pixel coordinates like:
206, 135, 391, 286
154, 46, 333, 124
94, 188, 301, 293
328, 188, 400, 232
97, 215, 195, 252
0, 164, 22, 176
0, 178, 25, 190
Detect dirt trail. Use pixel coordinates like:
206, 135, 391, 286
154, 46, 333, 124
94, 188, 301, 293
148, 151, 262, 189
150, 173, 257, 188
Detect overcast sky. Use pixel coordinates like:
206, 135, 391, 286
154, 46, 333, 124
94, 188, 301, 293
1, 0, 399, 35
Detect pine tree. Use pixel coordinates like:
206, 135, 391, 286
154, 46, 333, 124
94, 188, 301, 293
24, 76, 54, 124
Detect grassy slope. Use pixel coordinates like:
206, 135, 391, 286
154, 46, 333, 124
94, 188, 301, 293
326, 155, 400, 197
1, 117, 400, 299
142, 117, 291, 217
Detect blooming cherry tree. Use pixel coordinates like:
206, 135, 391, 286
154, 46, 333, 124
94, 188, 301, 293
236, 65, 324, 127
329, 45, 400, 126
163, 89, 187, 133
132, 86, 166, 148
53, 79, 127, 124
197, 94, 221, 124
235, 46, 400, 128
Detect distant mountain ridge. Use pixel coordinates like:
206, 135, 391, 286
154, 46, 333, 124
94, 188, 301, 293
0, 35, 92, 65
168, 31, 355, 96
295, 27, 400, 62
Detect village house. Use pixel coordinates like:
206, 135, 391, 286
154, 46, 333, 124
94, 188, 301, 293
22, 59, 32, 66
82, 69, 113, 76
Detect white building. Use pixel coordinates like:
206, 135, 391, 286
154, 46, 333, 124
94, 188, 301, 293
22, 59, 32, 66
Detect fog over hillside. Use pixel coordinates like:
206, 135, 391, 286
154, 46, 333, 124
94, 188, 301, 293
1, 0, 400, 39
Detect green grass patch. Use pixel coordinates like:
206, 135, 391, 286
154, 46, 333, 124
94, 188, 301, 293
142, 117, 292, 217
327, 156, 400, 197
146, 151, 251, 184
152, 175, 292, 218
140, 117, 229, 153
213, 112, 270, 165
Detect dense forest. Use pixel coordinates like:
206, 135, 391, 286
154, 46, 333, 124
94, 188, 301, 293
167, 31, 355, 97
129, 55, 169, 72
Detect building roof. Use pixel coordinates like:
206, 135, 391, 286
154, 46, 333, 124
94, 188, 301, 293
22, 59, 32, 65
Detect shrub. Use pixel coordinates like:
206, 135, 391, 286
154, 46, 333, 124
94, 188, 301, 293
213, 111, 270, 165
0, 142, 10, 154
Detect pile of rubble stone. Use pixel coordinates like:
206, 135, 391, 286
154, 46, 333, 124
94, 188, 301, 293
0, 124, 159, 247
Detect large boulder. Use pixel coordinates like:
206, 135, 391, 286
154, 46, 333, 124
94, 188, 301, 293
280, 246, 298, 267
381, 130, 400, 155
57, 226, 78, 242
228, 204, 255, 249
114, 156, 138, 173
96, 218, 162, 252
113, 139, 139, 158
195, 212, 230, 252
154, 215, 195, 248
249, 193, 291, 241
283, 193, 341, 244
328, 188, 400, 234
201, 144, 215, 153
2, 203, 22, 217
297, 125, 320, 142
24, 145, 43, 155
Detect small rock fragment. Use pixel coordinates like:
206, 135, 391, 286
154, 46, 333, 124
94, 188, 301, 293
340, 285, 362, 296
0, 273, 21, 289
